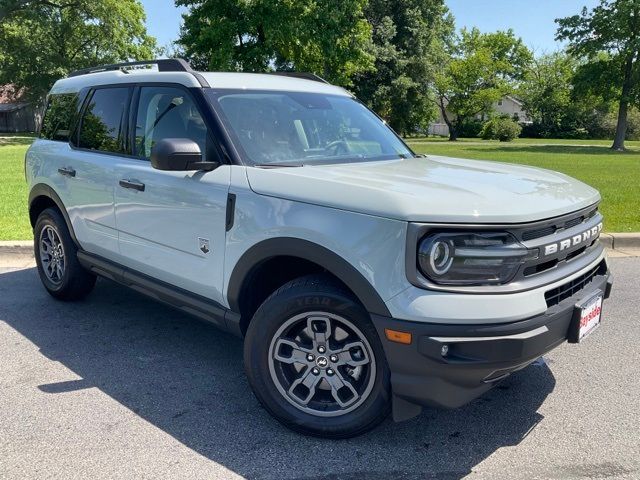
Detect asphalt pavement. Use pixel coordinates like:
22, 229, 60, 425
0, 257, 638, 480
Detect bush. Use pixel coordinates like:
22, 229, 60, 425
520, 122, 544, 138
457, 119, 484, 138
480, 117, 522, 142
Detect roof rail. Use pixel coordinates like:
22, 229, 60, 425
268, 71, 329, 84
68, 58, 193, 78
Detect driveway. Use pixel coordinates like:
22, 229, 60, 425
0, 258, 638, 479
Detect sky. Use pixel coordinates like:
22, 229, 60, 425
140, 0, 601, 53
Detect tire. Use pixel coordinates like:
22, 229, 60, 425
34, 207, 96, 301
244, 274, 391, 438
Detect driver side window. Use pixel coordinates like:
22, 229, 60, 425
134, 86, 209, 160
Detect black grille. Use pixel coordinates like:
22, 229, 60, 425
520, 206, 598, 242
564, 216, 584, 229
544, 261, 606, 307
522, 225, 556, 241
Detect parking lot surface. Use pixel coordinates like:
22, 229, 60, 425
0, 257, 638, 480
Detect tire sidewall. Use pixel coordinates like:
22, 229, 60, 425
244, 282, 391, 437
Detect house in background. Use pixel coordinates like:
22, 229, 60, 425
428, 95, 532, 137
0, 85, 39, 133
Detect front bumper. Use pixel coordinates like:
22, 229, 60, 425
371, 266, 613, 421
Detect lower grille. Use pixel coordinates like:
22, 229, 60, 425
544, 261, 607, 307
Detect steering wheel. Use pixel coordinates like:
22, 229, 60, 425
325, 140, 350, 156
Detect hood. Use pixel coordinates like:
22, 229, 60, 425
245, 156, 601, 224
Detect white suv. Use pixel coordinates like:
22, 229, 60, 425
26, 59, 612, 438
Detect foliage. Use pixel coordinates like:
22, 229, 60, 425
39, 93, 77, 141
622, 108, 640, 140
517, 50, 637, 140
434, 28, 532, 141
456, 118, 484, 138
351, 0, 453, 136
0, 0, 157, 102
556, 0, 640, 150
587, 107, 640, 140
480, 116, 522, 142
518, 52, 578, 137
176, 0, 374, 86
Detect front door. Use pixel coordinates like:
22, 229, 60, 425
113, 85, 230, 304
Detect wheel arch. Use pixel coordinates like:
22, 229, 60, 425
28, 184, 79, 246
227, 238, 391, 334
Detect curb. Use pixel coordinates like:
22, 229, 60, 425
606, 233, 640, 251
599, 234, 614, 249
0, 240, 33, 255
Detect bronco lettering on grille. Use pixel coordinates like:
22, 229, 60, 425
543, 222, 603, 256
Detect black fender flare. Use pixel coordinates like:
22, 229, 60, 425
28, 183, 79, 246
226, 237, 391, 317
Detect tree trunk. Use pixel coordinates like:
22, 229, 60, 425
448, 128, 458, 141
34, 97, 46, 132
611, 56, 634, 151
438, 96, 457, 141
612, 99, 628, 151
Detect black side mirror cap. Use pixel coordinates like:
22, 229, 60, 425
150, 138, 219, 171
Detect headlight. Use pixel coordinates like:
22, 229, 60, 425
417, 232, 538, 286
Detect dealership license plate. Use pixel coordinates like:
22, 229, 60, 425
571, 293, 603, 343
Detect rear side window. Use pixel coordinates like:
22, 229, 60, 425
78, 87, 129, 153
40, 93, 78, 141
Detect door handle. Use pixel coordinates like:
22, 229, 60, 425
58, 167, 76, 177
119, 179, 145, 192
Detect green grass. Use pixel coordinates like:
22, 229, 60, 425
0, 136, 35, 240
406, 136, 640, 147
0, 136, 638, 239
407, 138, 640, 232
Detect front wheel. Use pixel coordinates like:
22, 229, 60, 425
244, 275, 391, 438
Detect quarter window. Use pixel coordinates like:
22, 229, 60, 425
134, 86, 209, 160
40, 93, 78, 142
78, 87, 129, 153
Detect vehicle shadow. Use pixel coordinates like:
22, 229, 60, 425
0, 268, 556, 480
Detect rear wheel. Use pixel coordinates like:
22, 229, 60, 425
244, 274, 391, 438
34, 208, 96, 300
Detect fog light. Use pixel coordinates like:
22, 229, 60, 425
441, 344, 449, 356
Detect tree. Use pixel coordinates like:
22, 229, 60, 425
518, 52, 626, 139
176, 0, 374, 86
434, 28, 532, 141
351, 0, 453, 136
0, 0, 157, 102
556, 0, 640, 151
518, 53, 577, 137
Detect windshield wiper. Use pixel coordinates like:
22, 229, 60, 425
254, 162, 305, 168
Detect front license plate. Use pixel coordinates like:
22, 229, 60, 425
569, 291, 603, 343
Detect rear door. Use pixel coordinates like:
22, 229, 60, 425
113, 84, 230, 303
64, 86, 131, 259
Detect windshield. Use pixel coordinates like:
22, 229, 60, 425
206, 90, 413, 166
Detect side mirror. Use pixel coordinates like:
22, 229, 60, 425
150, 138, 218, 172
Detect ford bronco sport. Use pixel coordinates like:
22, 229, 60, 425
26, 59, 613, 438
